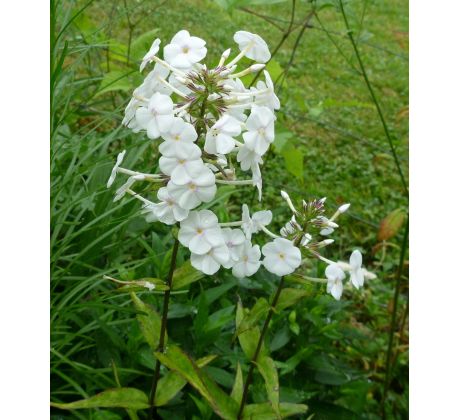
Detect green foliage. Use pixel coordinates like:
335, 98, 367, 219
51, 0, 408, 418
50, 388, 149, 410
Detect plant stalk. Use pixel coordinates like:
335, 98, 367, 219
236, 276, 285, 419
149, 236, 180, 419
381, 217, 409, 417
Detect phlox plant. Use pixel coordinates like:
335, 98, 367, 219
52, 29, 375, 420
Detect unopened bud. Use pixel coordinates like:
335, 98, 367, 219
338, 203, 350, 213
249, 63, 265, 72
318, 239, 334, 248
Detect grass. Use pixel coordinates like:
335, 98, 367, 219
51, 0, 408, 418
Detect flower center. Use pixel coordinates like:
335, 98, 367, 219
182, 46, 189, 54
188, 182, 197, 191
196, 228, 203, 234
243, 256, 249, 262
174, 135, 181, 141
278, 253, 285, 260
178, 159, 186, 165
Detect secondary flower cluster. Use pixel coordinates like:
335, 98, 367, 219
272, 191, 376, 300
108, 29, 280, 276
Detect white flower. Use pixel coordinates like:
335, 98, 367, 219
140, 38, 161, 72
178, 209, 225, 254
234, 31, 271, 63
252, 71, 280, 111
317, 216, 339, 236
167, 167, 216, 210
113, 177, 136, 202
164, 30, 207, 69
237, 136, 263, 171
138, 63, 171, 96
241, 204, 272, 239
349, 250, 365, 289
242, 105, 275, 155
159, 143, 204, 185
204, 115, 242, 155
222, 228, 246, 262
262, 238, 301, 276
107, 150, 126, 188
135, 92, 174, 139
232, 240, 261, 278
190, 244, 230, 275
325, 264, 346, 300
251, 163, 263, 201
122, 97, 144, 132
142, 187, 189, 225
158, 117, 197, 157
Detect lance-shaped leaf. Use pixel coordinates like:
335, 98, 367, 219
256, 356, 281, 418
154, 355, 216, 407
50, 388, 149, 410
155, 345, 238, 419
172, 260, 205, 290
130, 292, 164, 351
242, 402, 308, 419
230, 362, 243, 403
235, 300, 268, 360
275, 288, 309, 312
235, 298, 269, 337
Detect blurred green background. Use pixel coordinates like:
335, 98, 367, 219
51, 0, 408, 418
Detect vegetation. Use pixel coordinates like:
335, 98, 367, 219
50, 0, 408, 419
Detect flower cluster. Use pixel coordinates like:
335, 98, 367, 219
109, 29, 280, 275
270, 191, 376, 300
107, 29, 375, 299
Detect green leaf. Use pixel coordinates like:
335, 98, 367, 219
243, 402, 308, 419
172, 260, 205, 290
50, 388, 149, 410
236, 300, 267, 360
235, 298, 269, 337
130, 293, 164, 351
155, 345, 238, 419
275, 288, 309, 312
96, 70, 133, 96
155, 355, 216, 406
281, 144, 304, 182
256, 356, 281, 418
230, 362, 243, 403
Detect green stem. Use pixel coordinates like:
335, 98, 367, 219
237, 277, 285, 419
338, 0, 408, 197
149, 236, 180, 419
381, 217, 409, 417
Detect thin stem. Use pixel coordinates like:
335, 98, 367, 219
149, 236, 180, 419
338, 0, 408, 197
381, 217, 409, 417
237, 277, 285, 419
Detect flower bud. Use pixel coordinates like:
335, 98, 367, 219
338, 203, 350, 213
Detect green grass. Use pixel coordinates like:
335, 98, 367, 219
51, 0, 408, 418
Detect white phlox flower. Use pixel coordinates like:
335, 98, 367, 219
232, 240, 261, 278
190, 244, 230, 275
251, 71, 280, 111
135, 92, 174, 139
107, 150, 126, 188
243, 105, 275, 155
241, 204, 272, 239
236, 135, 263, 172
221, 228, 246, 262
159, 143, 204, 185
167, 166, 217, 210
164, 30, 207, 69
233, 31, 271, 63
138, 63, 171, 96
337, 250, 377, 284
140, 38, 161, 72
142, 187, 189, 225
159, 117, 198, 156
205, 115, 242, 155
325, 264, 346, 300
262, 238, 301, 276
178, 209, 225, 254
